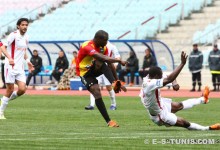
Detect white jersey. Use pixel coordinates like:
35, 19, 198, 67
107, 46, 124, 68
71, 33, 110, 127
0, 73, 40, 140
140, 77, 164, 116
5, 30, 28, 70
140, 73, 173, 115
106, 41, 120, 58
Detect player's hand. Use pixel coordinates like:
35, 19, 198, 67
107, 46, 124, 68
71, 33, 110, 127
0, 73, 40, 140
120, 60, 128, 66
173, 84, 180, 91
181, 51, 188, 65
9, 58, 14, 65
27, 62, 34, 72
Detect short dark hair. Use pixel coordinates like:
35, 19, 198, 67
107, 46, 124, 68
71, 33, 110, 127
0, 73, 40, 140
73, 51, 77, 54
149, 66, 162, 79
94, 30, 108, 39
17, 18, 29, 26
33, 49, 38, 52
214, 44, 218, 48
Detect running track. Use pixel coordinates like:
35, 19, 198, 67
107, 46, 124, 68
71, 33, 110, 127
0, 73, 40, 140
0, 88, 219, 98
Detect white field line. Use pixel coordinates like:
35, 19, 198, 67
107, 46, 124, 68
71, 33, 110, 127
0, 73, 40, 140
0, 133, 218, 141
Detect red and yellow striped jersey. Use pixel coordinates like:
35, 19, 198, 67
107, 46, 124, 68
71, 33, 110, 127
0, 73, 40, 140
76, 40, 108, 76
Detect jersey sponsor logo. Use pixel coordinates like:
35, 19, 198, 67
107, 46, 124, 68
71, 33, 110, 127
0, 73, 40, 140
17, 47, 27, 51
90, 49, 96, 53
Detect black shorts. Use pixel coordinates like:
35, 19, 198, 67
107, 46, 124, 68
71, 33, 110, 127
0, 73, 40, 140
80, 66, 102, 90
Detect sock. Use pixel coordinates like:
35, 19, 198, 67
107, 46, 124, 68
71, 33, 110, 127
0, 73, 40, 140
95, 98, 111, 123
90, 94, 95, 107
0, 96, 10, 114
108, 89, 116, 107
9, 91, 18, 101
187, 122, 209, 130
182, 97, 203, 109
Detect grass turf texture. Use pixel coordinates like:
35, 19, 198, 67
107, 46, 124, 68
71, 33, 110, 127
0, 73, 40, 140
0, 95, 219, 150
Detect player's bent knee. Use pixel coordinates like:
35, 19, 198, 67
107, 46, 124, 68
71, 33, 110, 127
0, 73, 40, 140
18, 88, 26, 96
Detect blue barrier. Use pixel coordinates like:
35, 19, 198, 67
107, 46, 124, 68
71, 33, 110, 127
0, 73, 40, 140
25, 65, 53, 84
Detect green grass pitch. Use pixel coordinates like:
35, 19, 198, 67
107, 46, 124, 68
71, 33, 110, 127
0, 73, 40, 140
0, 95, 219, 149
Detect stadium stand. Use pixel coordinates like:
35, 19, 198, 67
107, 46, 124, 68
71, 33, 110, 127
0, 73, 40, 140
0, 0, 65, 37
20, 0, 209, 41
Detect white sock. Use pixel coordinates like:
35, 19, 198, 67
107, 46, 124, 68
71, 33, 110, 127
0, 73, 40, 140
9, 91, 18, 101
0, 96, 10, 114
90, 94, 95, 107
109, 89, 116, 107
182, 97, 203, 109
187, 122, 209, 130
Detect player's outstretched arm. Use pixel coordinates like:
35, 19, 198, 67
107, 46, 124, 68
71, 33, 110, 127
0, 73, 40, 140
163, 51, 188, 86
93, 53, 127, 66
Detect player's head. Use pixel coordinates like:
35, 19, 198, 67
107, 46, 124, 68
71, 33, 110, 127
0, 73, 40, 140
59, 51, 64, 58
93, 30, 108, 48
148, 66, 162, 79
17, 18, 29, 35
33, 49, 38, 56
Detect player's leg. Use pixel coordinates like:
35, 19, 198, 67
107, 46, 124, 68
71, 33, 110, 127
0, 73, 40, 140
0, 67, 15, 119
90, 84, 118, 127
81, 74, 118, 127
102, 75, 117, 110
106, 85, 116, 110
10, 72, 27, 101
175, 117, 210, 130
1, 63, 6, 88
95, 60, 115, 84
171, 97, 204, 113
0, 83, 14, 119
9, 80, 26, 101
84, 94, 95, 110
16, 80, 26, 96
85, 75, 103, 110
175, 116, 220, 130
159, 110, 217, 130
171, 86, 210, 113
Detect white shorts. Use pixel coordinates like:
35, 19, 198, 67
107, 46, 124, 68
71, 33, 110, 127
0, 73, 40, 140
96, 74, 111, 86
5, 67, 26, 84
149, 98, 177, 126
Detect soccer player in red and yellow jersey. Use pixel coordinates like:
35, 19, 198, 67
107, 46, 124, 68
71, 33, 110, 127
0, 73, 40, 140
76, 30, 127, 127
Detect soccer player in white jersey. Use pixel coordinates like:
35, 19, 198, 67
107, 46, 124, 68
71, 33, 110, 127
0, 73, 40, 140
139, 51, 220, 130
0, 18, 34, 119
85, 41, 121, 110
